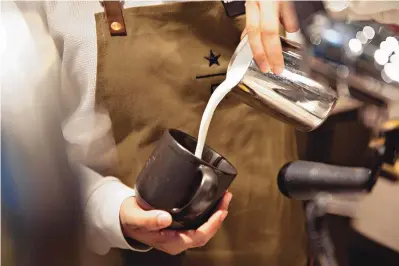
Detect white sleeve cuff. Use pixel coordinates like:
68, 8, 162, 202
81, 166, 152, 254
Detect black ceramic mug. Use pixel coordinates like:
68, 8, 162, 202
135, 129, 237, 230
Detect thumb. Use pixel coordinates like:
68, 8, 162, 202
121, 199, 173, 231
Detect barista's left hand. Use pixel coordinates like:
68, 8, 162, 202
243, 1, 299, 74
120, 191, 232, 255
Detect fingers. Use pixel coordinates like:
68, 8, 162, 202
195, 192, 232, 238
245, 1, 285, 74
280, 1, 299, 33
193, 192, 232, 240
217, 191, 233, 211
245, 1, 270, 72
177, 210, 228, 249
122, 193, 233, 255
126, 210, 227, 256
175, 192, 233, 249
120, 198, 173, 232
258, 1, 284, 74
195, 209, 228, 239
128, 228, 178, 246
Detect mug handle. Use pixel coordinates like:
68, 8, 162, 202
170, 165, 219, 215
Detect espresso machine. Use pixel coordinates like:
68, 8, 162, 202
275, 2, 399, 266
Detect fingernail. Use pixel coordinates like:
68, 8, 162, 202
219, 211, 228, 222
157, 213, 171, 227
272, 65, 284, 75
260, 64, 271, 73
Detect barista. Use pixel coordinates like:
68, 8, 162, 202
8, 1, 307, 266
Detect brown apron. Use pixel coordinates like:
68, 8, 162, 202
94, 2, 307, 266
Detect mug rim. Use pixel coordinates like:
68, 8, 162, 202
167, 128, 237, 176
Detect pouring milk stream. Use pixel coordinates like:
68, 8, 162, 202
194, 35, 338, 158
194, 39, 253, 159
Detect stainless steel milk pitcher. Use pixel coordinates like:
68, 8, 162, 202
228, 35, 338, 132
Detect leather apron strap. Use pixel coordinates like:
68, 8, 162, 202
101, 0, 127, 36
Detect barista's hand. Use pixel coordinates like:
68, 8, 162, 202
243, 1, 299, 74
120, 192, 232, 255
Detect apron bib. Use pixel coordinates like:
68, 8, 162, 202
95, 2, 307, 266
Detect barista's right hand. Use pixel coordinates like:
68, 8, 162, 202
120, 192, 232, 255
243, 0, 299, 74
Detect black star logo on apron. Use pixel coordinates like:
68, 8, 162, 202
204, 50, 221, 67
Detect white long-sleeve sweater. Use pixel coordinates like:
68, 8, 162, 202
1, 0, 164, 255
1, 0, 398, 257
